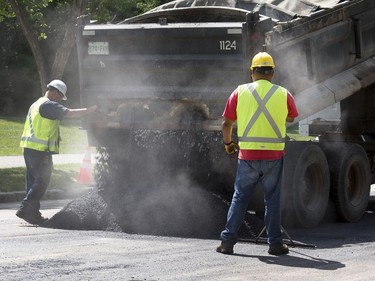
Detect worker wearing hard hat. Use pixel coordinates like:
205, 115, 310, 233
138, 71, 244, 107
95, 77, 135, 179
16, 79, 97, 225
217, 52, 299, 256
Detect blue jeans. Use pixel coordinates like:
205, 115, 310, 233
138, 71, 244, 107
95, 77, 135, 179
220, 158, 284, 246
19, 148, 53, 214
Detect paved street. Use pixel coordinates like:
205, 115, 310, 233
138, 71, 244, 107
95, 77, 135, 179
1, 155, 375, 280
1, 199, 375, 281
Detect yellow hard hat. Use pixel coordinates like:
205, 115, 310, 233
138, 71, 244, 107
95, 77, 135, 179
250, 52, 275, 70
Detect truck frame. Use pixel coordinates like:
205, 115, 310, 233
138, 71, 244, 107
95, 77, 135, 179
76, 0, 375, 228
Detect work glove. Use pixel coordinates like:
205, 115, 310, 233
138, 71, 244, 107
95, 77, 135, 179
224, 141, 239, 155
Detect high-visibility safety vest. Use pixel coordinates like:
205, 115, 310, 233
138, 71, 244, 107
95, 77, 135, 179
20, 97, 60, 153
236, 80, 288, 151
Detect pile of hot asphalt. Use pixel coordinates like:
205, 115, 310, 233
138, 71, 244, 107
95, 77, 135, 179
43, 130, 264, 239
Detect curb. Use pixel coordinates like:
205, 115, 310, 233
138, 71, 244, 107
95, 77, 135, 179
0, 187, 92, 204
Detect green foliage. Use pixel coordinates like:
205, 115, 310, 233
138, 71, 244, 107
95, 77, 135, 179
1, 0, 53, 39
43, 0, 75, 42
87, 0, 170, 23
23, 0, 52, 39
0, 1, 55, 114
137, 0, 168, 14
88, 0, 139, 23
0, 0, 171, 114
0, 1, 13, 22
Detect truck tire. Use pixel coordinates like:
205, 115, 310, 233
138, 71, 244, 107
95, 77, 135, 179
283, 142, 330, 228
321, 143, 370, 222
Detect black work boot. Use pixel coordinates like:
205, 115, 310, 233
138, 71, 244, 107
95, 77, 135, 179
216, 242, 234, 255
16, 209, 48, 226
33, 212, 48, 225
268, 243, 289, 255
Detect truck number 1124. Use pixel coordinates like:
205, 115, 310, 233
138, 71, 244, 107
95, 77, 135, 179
219, 40, 237, 51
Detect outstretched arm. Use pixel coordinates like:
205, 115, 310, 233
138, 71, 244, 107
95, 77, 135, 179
65, 105, 98, 118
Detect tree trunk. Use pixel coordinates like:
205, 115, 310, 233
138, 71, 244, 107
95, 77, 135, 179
7, 0, 49, 95
7, 0, 89, 95
51, 0, 89, 79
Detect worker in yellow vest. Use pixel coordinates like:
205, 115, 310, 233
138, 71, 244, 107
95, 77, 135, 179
217, 52, 299, 256
16, 79, 97, 225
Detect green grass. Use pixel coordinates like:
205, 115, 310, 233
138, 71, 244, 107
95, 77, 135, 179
0, 115, 89, 156
0, 115, 91, 193
0, 116, 24, 156
0, 167, 25, 192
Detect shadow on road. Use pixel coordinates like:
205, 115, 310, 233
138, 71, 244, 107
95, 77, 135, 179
234, 251, 345, 270
284, 200, 375, 249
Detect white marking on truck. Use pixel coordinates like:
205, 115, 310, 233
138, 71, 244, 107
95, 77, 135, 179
227, 28, 242, 34
88, 42, 109, 55
83, 30, 95, 36
219, 40, 237, 51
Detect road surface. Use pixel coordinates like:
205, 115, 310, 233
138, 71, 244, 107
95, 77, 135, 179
1, 199, 375, 281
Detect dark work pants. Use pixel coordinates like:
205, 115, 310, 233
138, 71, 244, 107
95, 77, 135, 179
19, 148, 53, 214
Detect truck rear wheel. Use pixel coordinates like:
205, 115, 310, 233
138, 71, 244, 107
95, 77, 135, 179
283, 142, 330, 228
321, 143, 370, 222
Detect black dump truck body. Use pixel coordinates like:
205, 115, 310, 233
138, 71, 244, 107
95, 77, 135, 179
76, 0, 375, 228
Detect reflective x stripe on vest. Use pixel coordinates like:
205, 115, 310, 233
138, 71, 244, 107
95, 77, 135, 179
23, 103, 49, 146
239, 84, 285, 143
20, 97, 60, 153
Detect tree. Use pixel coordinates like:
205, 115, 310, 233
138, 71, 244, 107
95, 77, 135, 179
0, 0, 170, 112
87, 0, 169, 23
4, 0, 89, 92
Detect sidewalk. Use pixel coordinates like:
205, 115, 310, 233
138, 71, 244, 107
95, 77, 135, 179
0, 153, 96, 168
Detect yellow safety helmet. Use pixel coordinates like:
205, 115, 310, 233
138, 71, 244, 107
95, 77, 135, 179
250, 52, 275, 70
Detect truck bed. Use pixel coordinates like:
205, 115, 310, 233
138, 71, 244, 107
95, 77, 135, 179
76, 0, 375, 135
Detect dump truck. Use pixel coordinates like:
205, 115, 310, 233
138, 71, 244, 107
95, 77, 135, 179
76, 0, 375, 228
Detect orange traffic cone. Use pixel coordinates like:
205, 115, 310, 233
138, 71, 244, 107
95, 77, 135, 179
76, 146, 93, 185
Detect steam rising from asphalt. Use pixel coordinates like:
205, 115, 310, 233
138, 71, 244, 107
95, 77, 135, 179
92, 129, 236, 238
